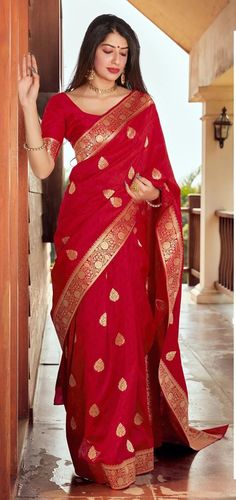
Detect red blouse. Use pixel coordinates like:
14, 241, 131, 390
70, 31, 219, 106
41, 92, 100, 160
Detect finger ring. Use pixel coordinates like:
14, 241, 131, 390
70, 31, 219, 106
131, 183, 139, 192
31, 67, 38, 74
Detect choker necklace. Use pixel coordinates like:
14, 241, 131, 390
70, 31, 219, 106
87, 81, 117, 95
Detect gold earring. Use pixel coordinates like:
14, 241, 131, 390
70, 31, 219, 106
121, 72, 125, 85
86, 68, 95, 81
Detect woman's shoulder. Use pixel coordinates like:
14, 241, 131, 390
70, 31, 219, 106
46, 92, 68, 108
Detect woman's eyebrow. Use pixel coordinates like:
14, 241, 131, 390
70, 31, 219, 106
101, 43, 129, 49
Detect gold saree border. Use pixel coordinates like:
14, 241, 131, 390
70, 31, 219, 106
102, 448, 154, 489
159, 360, 224, 450
44, 137, 61, 160
73, 91, 153, 163
53, 201, 139, 346
156, 205, 183, 324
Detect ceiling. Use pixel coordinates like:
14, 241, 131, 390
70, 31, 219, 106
128, 0, 230, 52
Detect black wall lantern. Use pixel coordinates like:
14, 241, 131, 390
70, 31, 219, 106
213, 107, 232, 148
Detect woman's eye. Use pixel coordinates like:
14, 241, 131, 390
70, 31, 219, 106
103, 51, 112, 54
121, 53, 127, 57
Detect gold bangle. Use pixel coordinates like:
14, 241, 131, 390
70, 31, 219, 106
146, 199, 161, 208
23, 141, 46, 151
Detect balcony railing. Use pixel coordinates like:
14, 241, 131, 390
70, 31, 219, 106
182, 194, 200, 286
182, 195, 234, 296
215, 210, 234, 296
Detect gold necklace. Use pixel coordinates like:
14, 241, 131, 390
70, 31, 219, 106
87, 81, 117, 95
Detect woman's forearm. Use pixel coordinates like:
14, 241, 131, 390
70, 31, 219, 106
22, 103, 54, 179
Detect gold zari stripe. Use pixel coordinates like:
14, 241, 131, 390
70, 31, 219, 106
159, 360, 224, 450
156, 205, 183, 324
44, 137, 61, 160
53, 201, 139, 345
73, 91, 152, 163
102, 448, 154, 489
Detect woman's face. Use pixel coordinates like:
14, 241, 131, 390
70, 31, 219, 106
93, 31, 129, 83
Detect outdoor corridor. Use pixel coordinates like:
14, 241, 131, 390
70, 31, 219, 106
16, 288, 234, 500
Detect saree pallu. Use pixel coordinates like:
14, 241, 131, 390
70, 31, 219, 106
49, 90, 227, 489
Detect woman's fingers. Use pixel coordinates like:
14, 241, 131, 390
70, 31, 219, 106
136, 174, 152, 187
125, 181, 139, 201
18, 63, 21, 81
31, 54, 39, 75
22, 54, 27, 78
20, 53, 39, 81
27, 52, 33, 76
125, 175, 160, 203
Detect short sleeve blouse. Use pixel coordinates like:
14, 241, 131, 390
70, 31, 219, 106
41, 93, 100, 161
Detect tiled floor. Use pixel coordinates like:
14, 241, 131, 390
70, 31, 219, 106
16, 287, 234, 499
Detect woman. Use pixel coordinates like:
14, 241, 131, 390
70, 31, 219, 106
18, 14, 227, 490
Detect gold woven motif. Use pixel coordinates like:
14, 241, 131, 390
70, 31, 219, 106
96, 134, 104, 143
88, 445, 97, 460
134, 412, 143, 425
98, 156, 109, 169
68, 181, 76, 194
62, 236, 70, 244
99, 312, 107, 327
128, 166, 135, 179
115, 333, 125, 346
116, 423, 126, 437
89, 404, 100, 417
166, 351, 176, 361
66, 249, 78, 261
94, 358, 105, 372
152, 168, 162, 180
127, 127, 136, 139
118, 377, 127, 391
126, 440, 134, 452
110, 196, 123, 207
70, 416, 77, 430
103, 189, 115, 199
109, 288, 120, 302
69, 374, 76, 387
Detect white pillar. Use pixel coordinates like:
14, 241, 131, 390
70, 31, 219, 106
191, 95, 233, 303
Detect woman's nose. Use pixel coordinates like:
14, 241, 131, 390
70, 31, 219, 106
111, 50, 120, 65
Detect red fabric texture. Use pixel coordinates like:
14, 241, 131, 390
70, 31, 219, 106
41, 90, 228, 489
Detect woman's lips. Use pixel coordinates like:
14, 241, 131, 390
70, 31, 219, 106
107, 68, 120, 74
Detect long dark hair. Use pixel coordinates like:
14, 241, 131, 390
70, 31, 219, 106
65, 14, 148, 93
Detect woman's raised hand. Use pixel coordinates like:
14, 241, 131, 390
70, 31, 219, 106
18, 53, 40, 109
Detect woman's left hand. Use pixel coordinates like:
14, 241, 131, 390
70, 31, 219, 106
125, 174, 160, 203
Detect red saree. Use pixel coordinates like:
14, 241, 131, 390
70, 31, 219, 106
41, 90, 227, 490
